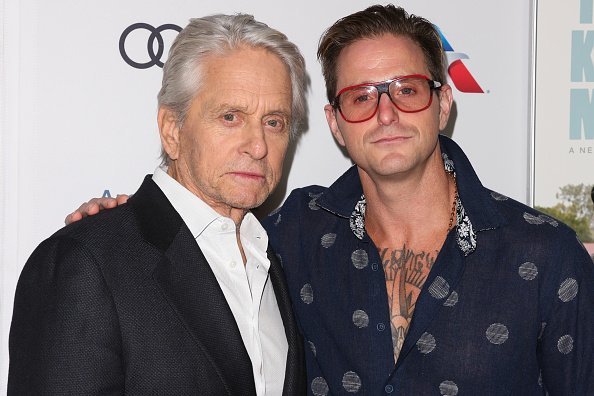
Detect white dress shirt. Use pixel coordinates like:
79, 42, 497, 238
152, 167, 287, 396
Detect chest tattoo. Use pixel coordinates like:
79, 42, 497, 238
379, 244, 438, 364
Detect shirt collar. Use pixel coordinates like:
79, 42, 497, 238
152, 167, 220, 238
315, 135, 505, 256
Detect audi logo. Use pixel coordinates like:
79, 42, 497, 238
119, 23, 182, 69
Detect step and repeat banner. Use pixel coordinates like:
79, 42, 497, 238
1, 0, 534, 390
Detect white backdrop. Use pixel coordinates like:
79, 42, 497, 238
0, 0, 533, 391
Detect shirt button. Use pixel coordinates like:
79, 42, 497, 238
221, 222, 229, 231
377, 323, 386, 331
230, 261, 237, 268
371, 263, 379, 271
385, 384, 394, 393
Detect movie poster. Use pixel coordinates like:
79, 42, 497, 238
534, 0, 594, 256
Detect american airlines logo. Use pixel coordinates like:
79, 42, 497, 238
437, 27, 484, 93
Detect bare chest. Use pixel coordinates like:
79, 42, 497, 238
379, 244, 439, 364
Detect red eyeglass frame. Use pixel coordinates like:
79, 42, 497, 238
332, 74, 442, 123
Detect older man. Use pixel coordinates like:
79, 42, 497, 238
9, 14, 307, 395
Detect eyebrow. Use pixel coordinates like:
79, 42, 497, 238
209, 103, 291, 118
346, 74, 425, 86
267, 109, 291, 118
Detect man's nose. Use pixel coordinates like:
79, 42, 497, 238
242, 124, 268, 159
376, 92, 399, 125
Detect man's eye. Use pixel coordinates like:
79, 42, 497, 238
344, 88, 375, 106
266, 118, 285, 130
354, 95, 371, 103
397, 87, 416, 96
223, 113, 235, 122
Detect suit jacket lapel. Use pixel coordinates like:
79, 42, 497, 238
267, 249, 306, 396
129, 176, 256, 395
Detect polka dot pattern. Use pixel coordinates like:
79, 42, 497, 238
352, 310, 369, 328
308, 192, 323, 211
309, 200, 320, 211
428, 276, 450, 299
558, 335, 574, 354
443, 291, 459, 307
342, 371, 362, 393
300, 283, 313, 304
540, 215, 559, 227
518, 262, 538, 280
417, 332, 436, 354
523, 212, 544, 225
321, 233, 337, 248
311, 377, 329, 396
351, 249, 368, 269
439, 380, 459, 396
270, 157, 591, 394
558, 278, 578, 302
523, 212, 559, 227
490, 191, 509, 201
486, 323, 509, 345
308, 341, 317, 356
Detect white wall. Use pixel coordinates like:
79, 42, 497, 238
0, 0, 533, 392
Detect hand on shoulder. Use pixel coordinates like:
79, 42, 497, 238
64, 194, 129, 225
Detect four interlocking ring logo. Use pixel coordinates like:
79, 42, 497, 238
119, 23, 182, 69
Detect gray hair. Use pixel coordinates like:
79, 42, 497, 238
157, 13, 309, 165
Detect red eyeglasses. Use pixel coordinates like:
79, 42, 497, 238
332, 74, 442, 123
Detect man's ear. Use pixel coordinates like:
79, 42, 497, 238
324, 104, 346, 147
158, 107, 181, 161
437, 84, 453, 131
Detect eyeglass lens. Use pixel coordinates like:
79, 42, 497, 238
338, 77, 434, 122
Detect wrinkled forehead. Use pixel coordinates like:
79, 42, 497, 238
204, 47, 290, 89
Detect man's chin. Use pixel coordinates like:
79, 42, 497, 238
226, 193, 270, 211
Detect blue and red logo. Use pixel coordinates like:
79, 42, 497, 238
437, 27, 484, 93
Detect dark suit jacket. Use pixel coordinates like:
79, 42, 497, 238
9, 176, 306, 395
